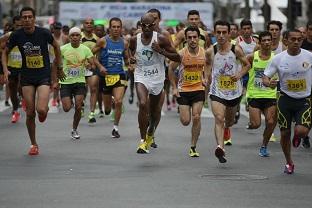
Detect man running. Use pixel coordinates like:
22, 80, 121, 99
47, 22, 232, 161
129, 13, 180, 154
81, 18, 99, 124
2, 7, 63, 155
207, 20, 250, 163
169, 26, 209, 157
92, 17, 130, 138
263, 29, 312, 174
0, 15, 23, 123
59, 27, 97, 139
246, 31, 277, 157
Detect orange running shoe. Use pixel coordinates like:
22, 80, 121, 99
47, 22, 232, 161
11, 111, 20, 123
28, 145, 39, 155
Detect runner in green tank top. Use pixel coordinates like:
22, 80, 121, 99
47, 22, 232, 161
246, 31, 277, 157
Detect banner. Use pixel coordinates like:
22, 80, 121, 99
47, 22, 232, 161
59, 2, 213, 28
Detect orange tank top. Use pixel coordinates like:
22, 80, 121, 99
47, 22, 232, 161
178, 47, 205, 92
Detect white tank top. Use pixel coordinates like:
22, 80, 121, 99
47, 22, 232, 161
134, 31, 165, 84
273, 41, 283, 55
237, 36, 257, 55
209, 48, 242, 100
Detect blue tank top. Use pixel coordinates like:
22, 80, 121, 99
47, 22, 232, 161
99, 36, 125, 75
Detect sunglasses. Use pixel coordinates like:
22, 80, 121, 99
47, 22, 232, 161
141, 23, 155, 28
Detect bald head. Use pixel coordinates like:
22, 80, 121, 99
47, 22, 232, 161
141, 13, 155, 25
140, 13, 156, 34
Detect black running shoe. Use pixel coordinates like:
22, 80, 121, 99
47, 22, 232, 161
215, 147, 227, 163
302, 136, 310, 149
151, 142, 158, 148
112, 129, 120, 138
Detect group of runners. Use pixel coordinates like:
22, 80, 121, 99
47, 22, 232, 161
1, 6, 312, 175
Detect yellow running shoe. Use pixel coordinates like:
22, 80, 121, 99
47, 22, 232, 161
145, 134, 154, 149
137, 141, 149, 154
189, 147, 199, 157
269, 133, 277, 142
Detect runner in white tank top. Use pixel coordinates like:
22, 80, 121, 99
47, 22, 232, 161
129, 13, 180, 154
207, 20, 250, 163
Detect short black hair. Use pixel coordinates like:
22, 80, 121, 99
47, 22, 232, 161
12, 15, 21, 24
187, 10, 200, 18
147, 8, 161, 19
184, 26, 200, 37
240, 19, 252, 28
230, 23, 238, 30
20, 7, 36, 17
282, 30, 289, 39
214, 20, 230, 32
62, 25, 70, 33
267, 20, 283, 30
258, 31, 272, 42
109, 17, 122, 28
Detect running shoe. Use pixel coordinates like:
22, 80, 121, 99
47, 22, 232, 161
151, 142, 158, 148
234, 111, 240, 124
5, 100, 10, 107
145, 134, 154, 149
99, 110, 104, 118
128, 95, 134, 104
71, 129, 80, 140
11, 111, 20, 123
189, 147, 200, 157
269, 133, 277, 142
259, 146, 269, 157
284, 163, 294, 174
28, 145, 39, 155
292, 134, 301, 148
51, 99, 57, 107
137, 141, 149, 154
215, 146, 227, 163
112, 129, 120, 138
224, 139, 232, 146
38, 113, 47, 123
88, 112, 96, 124
302, 136, 310, 149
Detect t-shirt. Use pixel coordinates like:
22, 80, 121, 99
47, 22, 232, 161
60, 43, 93, 84
7, 27, 53, 80
264, 49, 312, 99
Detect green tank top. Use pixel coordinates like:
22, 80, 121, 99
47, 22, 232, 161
246, 51, 276, 99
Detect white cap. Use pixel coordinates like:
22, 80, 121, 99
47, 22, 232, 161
69, 27, 81, 36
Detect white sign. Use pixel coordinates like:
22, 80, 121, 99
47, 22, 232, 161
59, 2, 213, 28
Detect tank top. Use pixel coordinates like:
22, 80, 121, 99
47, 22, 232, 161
135, 31, 165, 84
237, 36, 257, 55
178, 47, 205, 92
99, 36, 125, 75
246, 51, 276, 99
209, 45, 242, 100
81, 33, 98, 50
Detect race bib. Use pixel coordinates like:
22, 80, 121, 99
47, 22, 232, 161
26, 55, 44, 69
143, 68, 159, 77
183, 71, 201, 84
105, 74, 120, 86
254, 71, 266, 89
67, 68, 80, 77
287, 79, 306, 92
218, 75, 236, 90
8, 52, 22, 68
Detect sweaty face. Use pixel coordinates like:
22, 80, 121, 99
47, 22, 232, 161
230, 25, 238, 39
186, 31, 199, 49
188, 15, 200, 27
70, 33, 81, 45
215, 25, 229, 45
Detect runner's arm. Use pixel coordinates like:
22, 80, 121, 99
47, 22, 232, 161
173, 30, 184, 49
155, 34, 180, 62
205, 46, 213, 85
234, 45, 250, 81
92, 38, 105, 55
